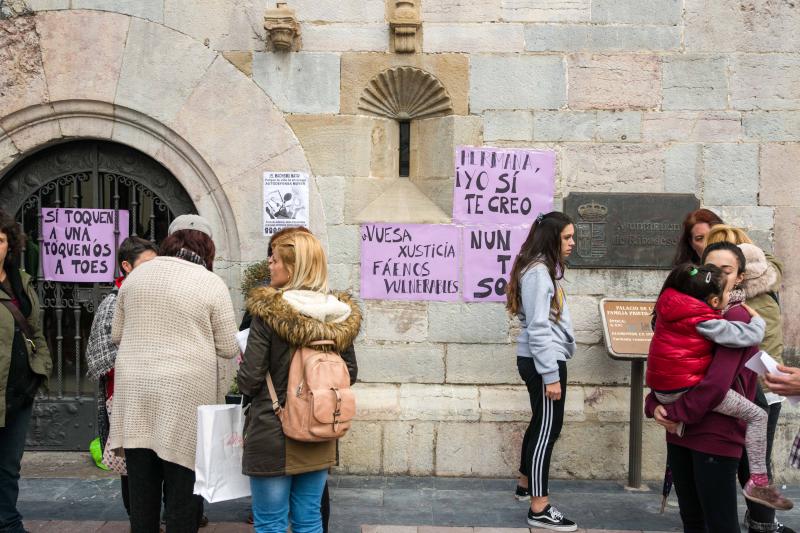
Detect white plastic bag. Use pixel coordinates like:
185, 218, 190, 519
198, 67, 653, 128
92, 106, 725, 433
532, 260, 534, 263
193, 403, 251, 503
236, 328, 249, 354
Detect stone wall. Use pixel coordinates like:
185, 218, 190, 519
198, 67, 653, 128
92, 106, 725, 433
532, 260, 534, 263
4, 0, 800, 480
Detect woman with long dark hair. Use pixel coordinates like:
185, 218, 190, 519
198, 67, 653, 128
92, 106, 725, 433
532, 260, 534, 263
0, 210, 51, 533
647, 241, 780, 532
704, 228, 792, 533
506, 211, 577, 531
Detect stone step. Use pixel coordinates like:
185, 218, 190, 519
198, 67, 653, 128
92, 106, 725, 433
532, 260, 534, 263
26, 522, 253, 532
361, 525, 668, 533
24, 523, 675, 533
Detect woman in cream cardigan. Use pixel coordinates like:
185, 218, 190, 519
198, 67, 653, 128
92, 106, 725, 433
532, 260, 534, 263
108, 215, 239, 533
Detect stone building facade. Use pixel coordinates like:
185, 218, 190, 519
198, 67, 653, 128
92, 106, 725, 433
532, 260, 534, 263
1, 0, 799, 480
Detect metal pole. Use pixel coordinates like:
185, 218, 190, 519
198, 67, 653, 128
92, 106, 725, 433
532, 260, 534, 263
628, 359, 645, 489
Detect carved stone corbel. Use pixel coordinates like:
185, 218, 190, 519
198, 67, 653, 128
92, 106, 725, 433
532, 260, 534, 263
389, 0, 421, 54
264, 2, 300, 51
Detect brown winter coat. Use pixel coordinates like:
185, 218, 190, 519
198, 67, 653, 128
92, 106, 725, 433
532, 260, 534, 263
237, 287, 360, 477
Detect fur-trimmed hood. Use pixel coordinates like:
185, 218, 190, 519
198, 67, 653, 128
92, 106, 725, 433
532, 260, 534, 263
739, 243, 779, 299
246, 287, 362, 352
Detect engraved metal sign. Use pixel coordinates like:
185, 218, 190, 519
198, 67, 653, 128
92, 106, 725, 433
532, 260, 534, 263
599, 298, 655, 361
564, 193, 700, 269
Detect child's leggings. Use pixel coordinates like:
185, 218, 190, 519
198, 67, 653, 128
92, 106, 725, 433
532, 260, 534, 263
655, 389, 768, 475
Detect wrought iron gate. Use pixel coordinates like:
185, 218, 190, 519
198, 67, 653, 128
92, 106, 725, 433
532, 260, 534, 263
0, 141, 196, 450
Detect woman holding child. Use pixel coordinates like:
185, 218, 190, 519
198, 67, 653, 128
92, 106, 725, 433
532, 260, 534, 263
677, 215, 792, 532
647, 242, 768, 531
705, 225, 790, 533
648, 227, 795, 533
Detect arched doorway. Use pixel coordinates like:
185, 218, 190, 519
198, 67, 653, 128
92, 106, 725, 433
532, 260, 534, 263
0, 140, 196, 449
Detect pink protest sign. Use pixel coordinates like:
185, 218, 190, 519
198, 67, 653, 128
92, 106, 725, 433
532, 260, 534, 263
41, 208, 130, 282
463, 225, 531, 302
453, 146, 555, 225
360, 224, 461, 301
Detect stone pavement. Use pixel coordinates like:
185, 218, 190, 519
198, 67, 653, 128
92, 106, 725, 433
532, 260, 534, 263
17, 474, 800, 532
16, 453, 800, 532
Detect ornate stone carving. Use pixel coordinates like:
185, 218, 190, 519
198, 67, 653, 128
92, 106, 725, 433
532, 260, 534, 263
264, 2, 300, 51
389, 0, 421, 54
358, 67, 453, 120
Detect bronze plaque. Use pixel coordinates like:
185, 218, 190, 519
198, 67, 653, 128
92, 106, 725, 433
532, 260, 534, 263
564, 192, 700, 269
599, 299, 655, 360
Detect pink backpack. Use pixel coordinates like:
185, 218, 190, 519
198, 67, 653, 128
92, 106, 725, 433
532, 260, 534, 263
266, 340, 355, 442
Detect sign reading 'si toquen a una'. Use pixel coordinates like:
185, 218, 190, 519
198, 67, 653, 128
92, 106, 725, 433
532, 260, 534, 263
564, 193, 700, 269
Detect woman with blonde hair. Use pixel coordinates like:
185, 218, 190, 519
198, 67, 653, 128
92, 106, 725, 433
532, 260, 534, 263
705, 224, 753, 247
238, 231, 360, 533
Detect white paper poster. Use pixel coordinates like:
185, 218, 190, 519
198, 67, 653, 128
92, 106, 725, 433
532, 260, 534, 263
263, 172, 309, 236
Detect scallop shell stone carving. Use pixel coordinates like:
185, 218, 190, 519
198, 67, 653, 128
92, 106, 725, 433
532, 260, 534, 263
358, 67, 454, 120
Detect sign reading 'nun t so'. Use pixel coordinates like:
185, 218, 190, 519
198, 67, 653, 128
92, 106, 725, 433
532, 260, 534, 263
41, 208, 129, 282
453, 146, 555, 225
462, 225, 531, 302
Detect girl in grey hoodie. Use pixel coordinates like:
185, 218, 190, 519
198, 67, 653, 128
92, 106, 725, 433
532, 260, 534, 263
506, 211, 577, 532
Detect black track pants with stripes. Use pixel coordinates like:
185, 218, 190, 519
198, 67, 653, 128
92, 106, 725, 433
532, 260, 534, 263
518, 357, 567, 498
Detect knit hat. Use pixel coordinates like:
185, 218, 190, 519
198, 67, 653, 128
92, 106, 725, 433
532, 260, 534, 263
168, 214, 213, 238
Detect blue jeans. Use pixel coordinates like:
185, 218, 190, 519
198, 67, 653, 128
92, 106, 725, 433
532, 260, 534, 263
0, 400, 33, 533
250, 469, 328, 533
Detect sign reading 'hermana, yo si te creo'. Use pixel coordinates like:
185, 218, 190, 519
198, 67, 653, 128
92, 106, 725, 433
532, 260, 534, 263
453, 145, 555, 225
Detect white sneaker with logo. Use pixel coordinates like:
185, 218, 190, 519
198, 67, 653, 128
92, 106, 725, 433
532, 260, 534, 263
527, 505, 578, 531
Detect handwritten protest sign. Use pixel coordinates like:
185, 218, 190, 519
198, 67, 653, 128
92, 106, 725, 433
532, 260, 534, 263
360, 224, 461, 301
463, 225, 530, 302
41, 208, 129, 282
453, 146, 555, 225
263, 172, 309, 236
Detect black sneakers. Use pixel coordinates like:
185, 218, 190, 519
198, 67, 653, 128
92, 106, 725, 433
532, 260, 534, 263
527, 505, 578, 531
515, 484, 531, 501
